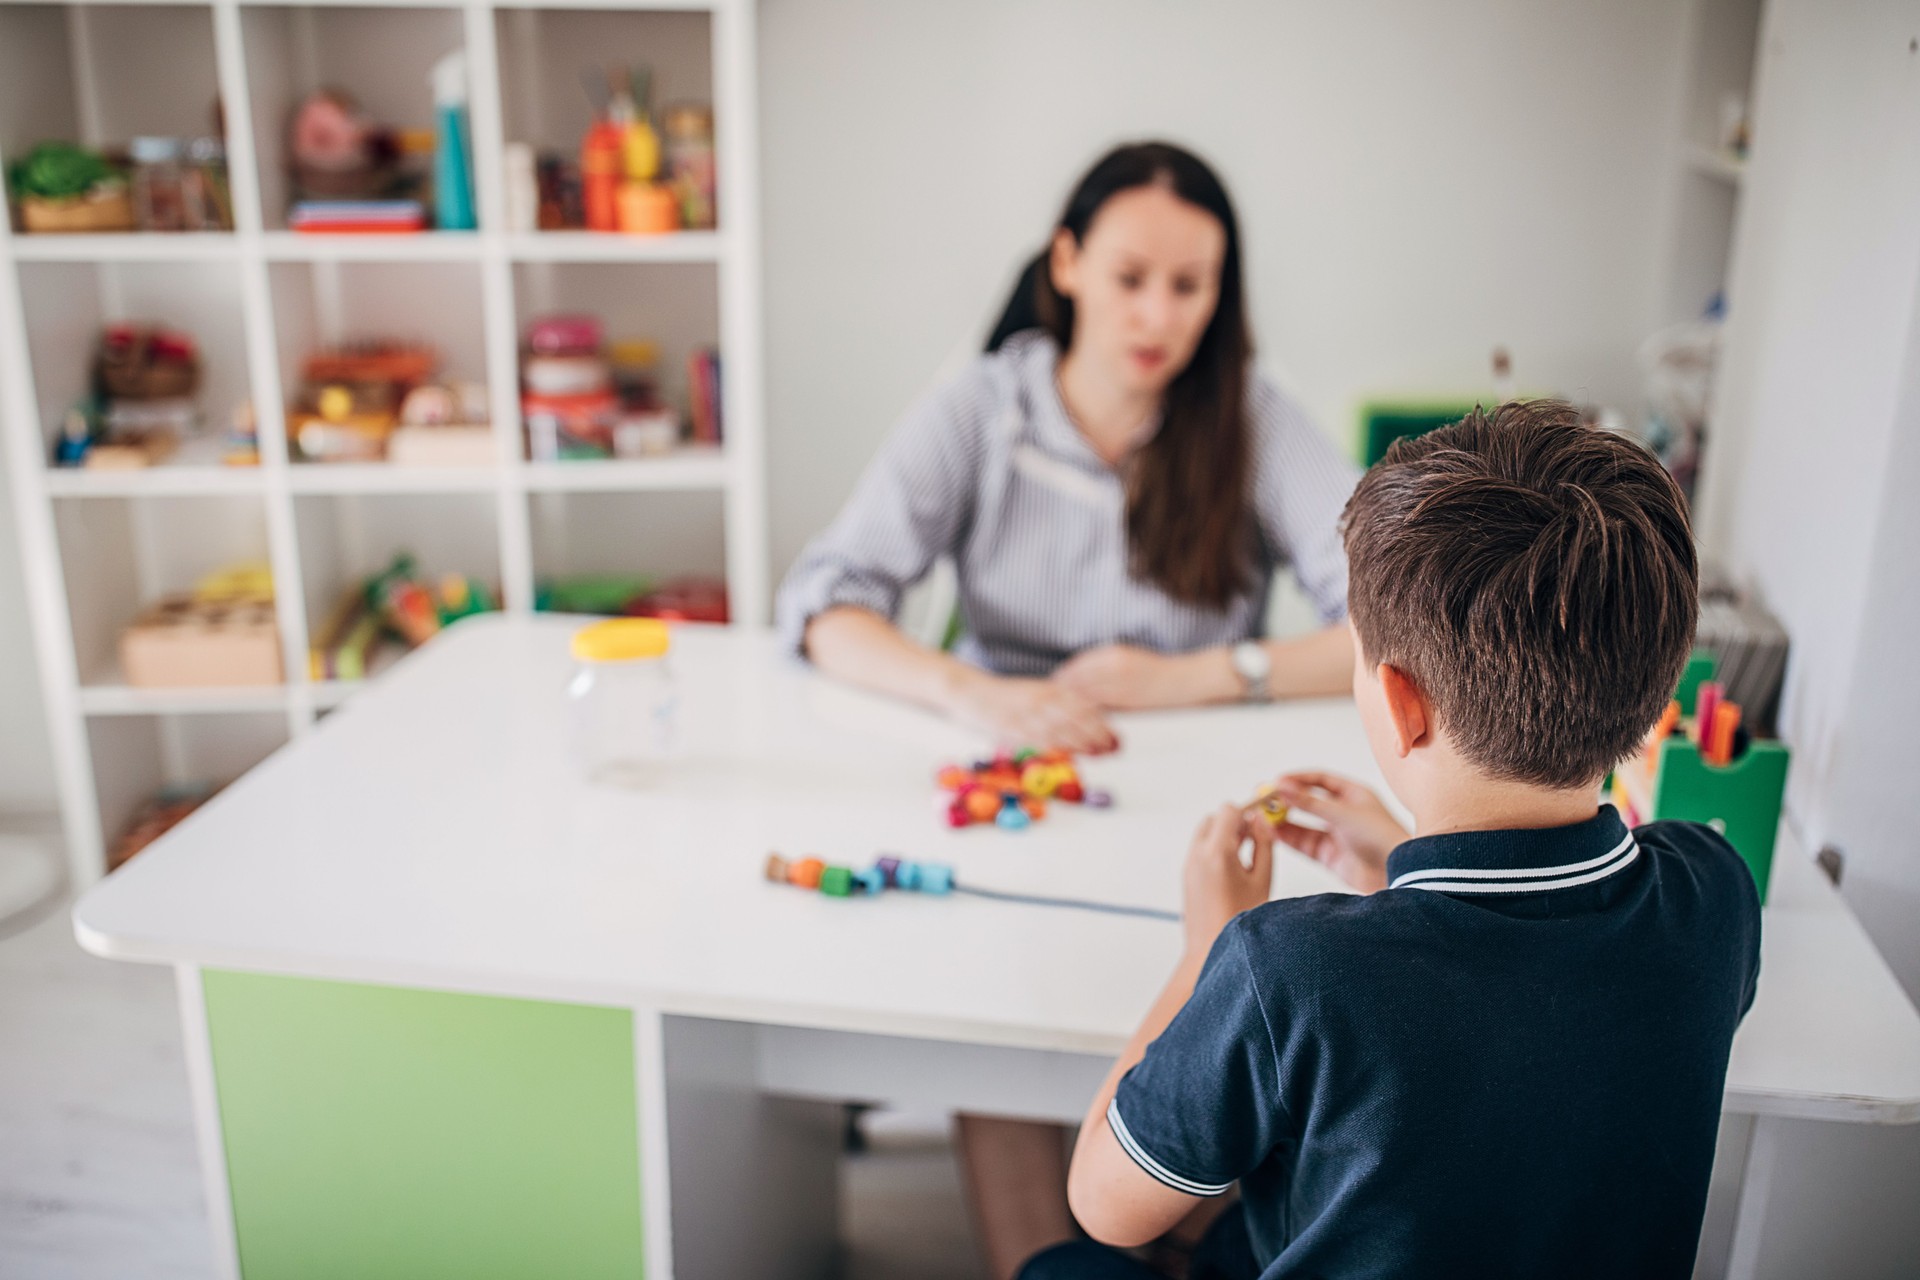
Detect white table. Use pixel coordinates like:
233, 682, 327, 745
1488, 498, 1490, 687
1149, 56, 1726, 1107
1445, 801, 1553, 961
74, 616, 1920, 1280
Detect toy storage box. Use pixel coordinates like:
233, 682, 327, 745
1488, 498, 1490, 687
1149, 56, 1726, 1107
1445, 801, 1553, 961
119, 597, 283, 688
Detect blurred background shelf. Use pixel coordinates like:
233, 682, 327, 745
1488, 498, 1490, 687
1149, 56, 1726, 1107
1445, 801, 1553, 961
0, 0, 765, 886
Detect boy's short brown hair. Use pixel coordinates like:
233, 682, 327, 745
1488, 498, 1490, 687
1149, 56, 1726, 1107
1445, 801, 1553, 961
1342, 401, 1697, 789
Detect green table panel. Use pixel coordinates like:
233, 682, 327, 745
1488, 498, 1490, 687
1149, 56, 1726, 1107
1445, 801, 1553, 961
202, 970, 645, 1280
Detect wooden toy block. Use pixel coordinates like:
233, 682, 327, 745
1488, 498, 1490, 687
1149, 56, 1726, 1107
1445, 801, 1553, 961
120, 596, 283, 688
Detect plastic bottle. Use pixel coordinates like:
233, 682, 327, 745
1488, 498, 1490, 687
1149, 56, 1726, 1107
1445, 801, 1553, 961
503, 142, 538, 233
431, 51, 477, 231
568, 618, 679, 786
581, 114, 624, 232
613, 68, 661, 183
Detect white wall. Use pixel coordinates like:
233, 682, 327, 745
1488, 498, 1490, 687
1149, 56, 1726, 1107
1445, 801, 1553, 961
0, 365, 57, 816
757, 0, 1692, 580
1694, 1, 1920, 1274
1698, 0, 1920, 852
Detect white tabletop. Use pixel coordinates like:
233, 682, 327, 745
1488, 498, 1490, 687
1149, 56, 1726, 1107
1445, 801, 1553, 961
75, 615, 1920, 1122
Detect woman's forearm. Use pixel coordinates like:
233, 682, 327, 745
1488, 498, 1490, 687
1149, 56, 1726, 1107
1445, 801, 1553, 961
802, 606, 981, 715
1262, 622, 1353, 698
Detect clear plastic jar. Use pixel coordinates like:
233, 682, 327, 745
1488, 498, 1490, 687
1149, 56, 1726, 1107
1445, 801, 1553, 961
129, 136, 187, 232
569, 618, 678, 787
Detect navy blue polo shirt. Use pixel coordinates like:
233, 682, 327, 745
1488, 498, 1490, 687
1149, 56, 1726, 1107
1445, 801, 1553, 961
1111, 807, 1761, 1279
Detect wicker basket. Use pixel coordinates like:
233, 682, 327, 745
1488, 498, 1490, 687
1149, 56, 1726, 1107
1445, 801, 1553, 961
18, 187, 135, 233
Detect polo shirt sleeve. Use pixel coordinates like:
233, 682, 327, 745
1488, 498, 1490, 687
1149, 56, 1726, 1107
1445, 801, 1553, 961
1109, 920, 1288, 1197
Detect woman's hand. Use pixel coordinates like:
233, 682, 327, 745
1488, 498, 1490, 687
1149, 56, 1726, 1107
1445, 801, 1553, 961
1182, 804, 1273, 958
1269, 771, 1409, 894
945, 668, 1120, 755
1053, 645, 1235, 710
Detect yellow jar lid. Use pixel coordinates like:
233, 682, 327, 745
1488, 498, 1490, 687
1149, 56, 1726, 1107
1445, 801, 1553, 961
572, 617, 670, 662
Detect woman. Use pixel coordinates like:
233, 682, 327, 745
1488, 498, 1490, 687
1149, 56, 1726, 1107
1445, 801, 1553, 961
777, 142, 1360, 1279
776, 142, 1357, 757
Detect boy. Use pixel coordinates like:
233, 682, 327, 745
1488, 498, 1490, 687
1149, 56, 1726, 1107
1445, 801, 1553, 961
1034, 402, 1762, 1279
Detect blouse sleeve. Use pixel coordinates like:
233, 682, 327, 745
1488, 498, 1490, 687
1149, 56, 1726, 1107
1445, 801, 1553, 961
774, 364, 997, 657
1247, 376, 1359, 624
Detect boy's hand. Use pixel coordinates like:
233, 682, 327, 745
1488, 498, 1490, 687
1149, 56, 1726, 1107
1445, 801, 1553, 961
1182, 804, 1273, 957
1270, 771, 1409, 894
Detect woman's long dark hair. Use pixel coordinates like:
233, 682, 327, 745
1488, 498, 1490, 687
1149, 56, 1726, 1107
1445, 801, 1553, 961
987, 141, 1254, 610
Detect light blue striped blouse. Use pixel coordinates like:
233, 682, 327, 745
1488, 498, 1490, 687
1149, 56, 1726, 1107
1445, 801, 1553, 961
776, 330, 1358, 676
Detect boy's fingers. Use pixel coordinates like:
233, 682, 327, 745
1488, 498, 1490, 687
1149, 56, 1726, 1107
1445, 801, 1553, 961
1274, 784, 1335, 820
1273, 821, 1325, 858
1245, 816, 1275, 881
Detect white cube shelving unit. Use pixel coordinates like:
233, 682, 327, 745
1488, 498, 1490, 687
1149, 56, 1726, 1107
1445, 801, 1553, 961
0, 0, 768, 888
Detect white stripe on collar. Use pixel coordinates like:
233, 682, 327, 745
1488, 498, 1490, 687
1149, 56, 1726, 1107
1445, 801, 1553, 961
1389, 831, 1640, 895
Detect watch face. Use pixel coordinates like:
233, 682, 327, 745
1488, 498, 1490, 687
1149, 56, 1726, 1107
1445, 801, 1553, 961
1234, 642, 1270, 682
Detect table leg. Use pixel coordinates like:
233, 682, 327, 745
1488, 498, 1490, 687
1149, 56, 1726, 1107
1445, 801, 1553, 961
661, 1016, 844, 1280
1723, 1115, 1785, 1280
175, 965, 241, 1280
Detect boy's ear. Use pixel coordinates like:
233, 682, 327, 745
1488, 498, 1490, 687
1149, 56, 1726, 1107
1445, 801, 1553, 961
1377, 663, 1432, 758
1049, 228, 1080, 299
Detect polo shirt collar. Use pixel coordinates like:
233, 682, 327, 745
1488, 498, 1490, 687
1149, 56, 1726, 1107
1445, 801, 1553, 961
1384, 805, 1639, 896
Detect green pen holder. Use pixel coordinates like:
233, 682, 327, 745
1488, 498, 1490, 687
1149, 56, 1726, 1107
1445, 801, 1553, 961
1675, 651, 1716, 720
1645, 734, 1790, 903
1355, 400, 1479, 467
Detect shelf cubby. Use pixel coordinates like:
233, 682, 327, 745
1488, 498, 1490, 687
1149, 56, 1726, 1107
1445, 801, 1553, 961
510, 258, 718, 462
88, 711, 288, 871
0, 3, 228, 236
528, 488, 724, 602
293, 490, 502, 672
17, 258, 253, 479
493, 5, 717, 236
241, 2, 469, 234
51, 493, 274, 693
267, 257, 495, 469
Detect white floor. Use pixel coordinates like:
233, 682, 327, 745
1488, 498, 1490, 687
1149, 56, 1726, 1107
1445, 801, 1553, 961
0, 837, 986, 1280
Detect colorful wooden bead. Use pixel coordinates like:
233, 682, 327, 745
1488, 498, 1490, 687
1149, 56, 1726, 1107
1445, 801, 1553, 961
896, 861, 923, 891
919, 863, 954, 894
934, 750, 1101, 830
1021, 762, 1057, 798
877, 856, 902, 887
1252, 784, 1289, 828
996, 803, 1031, 831
853, 867, 886, 895
1085, 789, 1114, 809
789, 857, 825, 889
763, 853, 790, 883
964, 789, 1001, 822
820, 865, 854, 897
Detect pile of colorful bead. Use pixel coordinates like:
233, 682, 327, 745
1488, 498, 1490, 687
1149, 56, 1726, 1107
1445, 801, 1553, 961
935, 748, 1113, 831
764, 852, 954, 898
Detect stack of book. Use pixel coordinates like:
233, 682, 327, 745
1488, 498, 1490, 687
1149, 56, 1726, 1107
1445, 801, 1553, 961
686, 347, 722, 445
289, 200, 427, 233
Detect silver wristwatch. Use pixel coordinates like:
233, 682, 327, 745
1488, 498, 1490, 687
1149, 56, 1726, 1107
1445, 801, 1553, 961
1231, 641, 1272, 702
